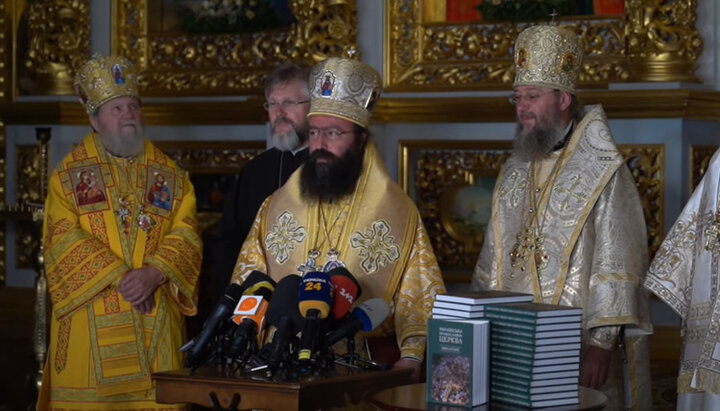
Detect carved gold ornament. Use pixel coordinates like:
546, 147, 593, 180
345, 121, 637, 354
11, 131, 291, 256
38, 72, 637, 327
17, 0, 90, 95
385, 0, 701, 91
15, 145, 41, 269
689, 145, 719, 195
1, 1, 6, 100
114, 0, 358, 96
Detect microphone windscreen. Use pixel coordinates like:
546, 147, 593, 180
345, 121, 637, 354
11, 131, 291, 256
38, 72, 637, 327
243, 273, 275, 301
239, 270, 275, 296
328, 267, 361, 319
224, 282, 244, 303
265, 275, 302, 329
353, 298, 390, 332
298, 271, 332, 319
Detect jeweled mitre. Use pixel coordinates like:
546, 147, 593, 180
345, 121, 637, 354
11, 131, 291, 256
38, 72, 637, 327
74, 54, 140, 114
308, 57, 382, 128
513, 25, 583, 94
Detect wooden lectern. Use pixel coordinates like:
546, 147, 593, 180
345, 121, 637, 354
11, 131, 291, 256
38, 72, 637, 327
153, 365, 413, 410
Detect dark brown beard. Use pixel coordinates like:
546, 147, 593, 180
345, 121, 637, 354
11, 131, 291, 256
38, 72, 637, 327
300, 139, 364, 203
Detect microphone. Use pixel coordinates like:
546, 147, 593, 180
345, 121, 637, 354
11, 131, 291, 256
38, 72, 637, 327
184, 283, 242, 368
328, 267, 361, 320
224, 272, 276, 364
262, 275, 303, 371
226, 295, 270, 365
325, 297, 389, 347
239, 270, 276, 300
297, 271, 333, 361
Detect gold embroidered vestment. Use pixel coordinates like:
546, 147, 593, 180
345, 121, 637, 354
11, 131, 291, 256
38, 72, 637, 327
233, 142, 446, 360
40, 133, 201, 410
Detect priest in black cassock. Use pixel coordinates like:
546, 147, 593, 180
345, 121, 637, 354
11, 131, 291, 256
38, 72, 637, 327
212, 62, 310, 304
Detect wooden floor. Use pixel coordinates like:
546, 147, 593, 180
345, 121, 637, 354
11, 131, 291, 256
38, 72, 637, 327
0, 287, 683, 410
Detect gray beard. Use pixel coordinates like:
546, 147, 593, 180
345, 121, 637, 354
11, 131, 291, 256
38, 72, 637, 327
272, 128, 302, 152
100, 124, 144, 157
513, 117, 566, 162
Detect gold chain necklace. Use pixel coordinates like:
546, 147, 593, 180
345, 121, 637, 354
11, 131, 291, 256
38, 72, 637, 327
298, 200, 347, 274
509, 148, 568, 272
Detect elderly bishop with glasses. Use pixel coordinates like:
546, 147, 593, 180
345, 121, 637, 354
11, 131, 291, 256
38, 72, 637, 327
471, 25, 652, 409
230, 57, 445, 380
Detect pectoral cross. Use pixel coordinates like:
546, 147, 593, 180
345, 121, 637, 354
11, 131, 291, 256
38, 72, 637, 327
297, 249, 320, 275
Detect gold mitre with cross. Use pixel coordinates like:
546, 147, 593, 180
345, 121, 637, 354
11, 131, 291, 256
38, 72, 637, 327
513, 25, 583, 95
74, 54, 140, 114
308, 57, 382, 128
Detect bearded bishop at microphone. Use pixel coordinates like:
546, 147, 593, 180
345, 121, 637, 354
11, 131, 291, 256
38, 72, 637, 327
231, 57, 446, 377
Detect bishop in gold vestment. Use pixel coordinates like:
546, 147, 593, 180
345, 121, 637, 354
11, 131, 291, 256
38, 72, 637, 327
232, 58, 445, 374
39, 55, 201, 410
472, 26, 652, 410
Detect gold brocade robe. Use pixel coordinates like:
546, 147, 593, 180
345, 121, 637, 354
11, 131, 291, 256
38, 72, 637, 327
39, 133, 201, 410
472, 106, 652, 409
646, 148, 720, 399
232, 142, 446, 359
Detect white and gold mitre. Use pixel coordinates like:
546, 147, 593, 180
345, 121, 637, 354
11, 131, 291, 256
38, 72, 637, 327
308, 57, 382, 128
74, 54, 139, 114
513, 25, 583, 94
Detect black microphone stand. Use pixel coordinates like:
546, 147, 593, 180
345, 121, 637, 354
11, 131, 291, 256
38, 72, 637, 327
335, 336, 391, 371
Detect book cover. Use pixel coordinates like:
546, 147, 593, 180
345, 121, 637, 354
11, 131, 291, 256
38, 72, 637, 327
426, 318, 490, 407
491, 332, 581, 348
490, 327, 581, 344
490, 322, 580, 338
492, 373, 578, 389
432, 314, 464, 320
491, 380, 579, 396
490, 338, 581, 354
485, 302, 582, 318
484, 310, 581, 330
491, 351, 580, 368
494, 359, 580, 375
491, 385, 579, 408
432, 307, 485, 318
492, 365, 580, 382
491, 345, 580, 361
433, 300, 485, 312
435, 290, 533, 305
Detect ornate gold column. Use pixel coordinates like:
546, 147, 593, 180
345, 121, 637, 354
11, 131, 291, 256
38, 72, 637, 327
30, 127, 50, 403
625, 0, 702, 82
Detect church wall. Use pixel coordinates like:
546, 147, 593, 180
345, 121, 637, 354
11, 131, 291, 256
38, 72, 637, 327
3, 1, 720, 315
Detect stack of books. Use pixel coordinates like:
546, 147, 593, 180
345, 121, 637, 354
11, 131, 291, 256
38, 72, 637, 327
484, 303, 583, 409
431, 290, 534, 320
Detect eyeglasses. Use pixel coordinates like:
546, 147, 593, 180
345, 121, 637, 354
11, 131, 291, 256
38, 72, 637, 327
308, 128, 354, 140
263, 100, 309, 111
508, 90, 557, 105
